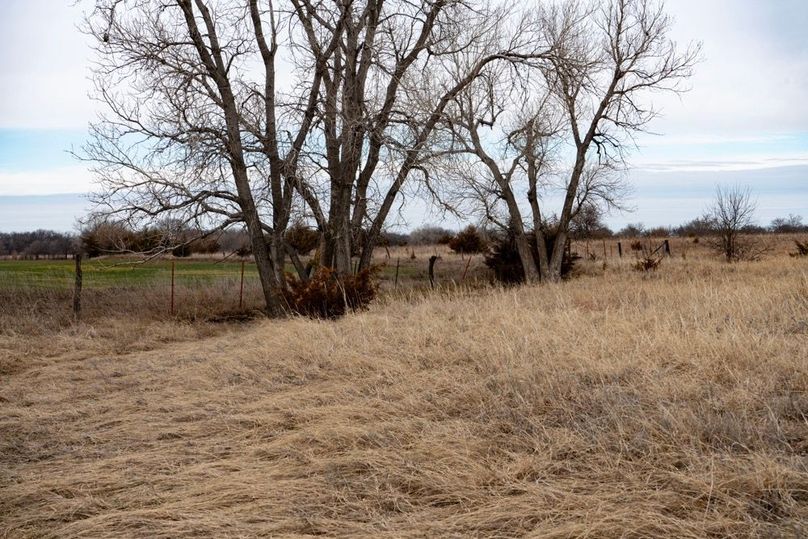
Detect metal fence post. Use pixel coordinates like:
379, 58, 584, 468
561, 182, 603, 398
73, 253, 82, 321
239, 259, 245, 309
170, 260, 175, 316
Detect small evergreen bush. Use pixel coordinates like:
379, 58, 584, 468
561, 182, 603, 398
484, 229, 579, 284
448, 226, 488, 254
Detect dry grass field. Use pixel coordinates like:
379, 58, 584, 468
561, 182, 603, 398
1, 239, 807, 537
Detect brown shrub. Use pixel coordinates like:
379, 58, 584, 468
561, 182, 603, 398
448, 226, 488, 254
285, 222, 320, 255
484, 229, 579, 284
791, 240, 808, 257
284, 267, 378, 319
633, 256, 661, 272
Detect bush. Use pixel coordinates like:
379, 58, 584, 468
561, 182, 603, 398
630, 240, 644, 251
189, 236, 220, 254
633, 256, 661, 272
283, 267, 378, 319
448, 226, 488, 254
618, 223, 646, 237
484, 229, 579, 284
791, 240, 808, 257
172, 244, 192, 257
771, 214, 806, 234
285, 222, 320, 255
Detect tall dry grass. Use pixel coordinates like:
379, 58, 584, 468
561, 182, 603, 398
1, 252, 807, 537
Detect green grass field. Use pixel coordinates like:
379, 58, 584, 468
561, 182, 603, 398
0, 248, 491, 291
0, 258, 260, 289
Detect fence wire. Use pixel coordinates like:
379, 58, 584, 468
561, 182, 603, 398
0, 257, 265, 322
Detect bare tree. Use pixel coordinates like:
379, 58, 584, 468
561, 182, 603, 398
435, 63, 563, 282
82, 0, 555, 315
82, 0, 697, 315
434, 0, 697, 282
288, 0, 554, 274
82, 0, 343, 314
534, 0, 699, 280
707, 185, 765, 262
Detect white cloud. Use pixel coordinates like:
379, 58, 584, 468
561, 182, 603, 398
641, 0, 808, 137
0, 0, 97, 129
638, 158, 808, 173
636, 133, 794, 148
0, 166, 93, 196
1, 0, 806, 136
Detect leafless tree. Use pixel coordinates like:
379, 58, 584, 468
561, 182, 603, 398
82, 0, 341, 314
538, 0, 699, 280
707, 185, 766, 262
82, 0, 697, 316
289, 0, 555, 274
440, 0, 698, 282
82, 0, 555, 314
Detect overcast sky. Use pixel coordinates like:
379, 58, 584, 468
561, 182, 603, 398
0, 0, 806, 232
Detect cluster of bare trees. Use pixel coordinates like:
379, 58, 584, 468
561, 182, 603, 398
83, 0, 698, 314
0, 231, 77, 258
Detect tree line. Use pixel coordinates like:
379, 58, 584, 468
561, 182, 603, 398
2, 210, 804, 259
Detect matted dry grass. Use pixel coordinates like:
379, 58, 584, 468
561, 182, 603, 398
1, 255, 807, 537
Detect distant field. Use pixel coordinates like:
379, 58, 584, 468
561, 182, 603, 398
0, 258, 260, 289
1, 235, 804, 331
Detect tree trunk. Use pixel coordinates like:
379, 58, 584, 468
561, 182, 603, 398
270, 229, 287, 285
545, 229, 567, 283
533, 227, 551, 282
321, 182, 353, 274
513, 230, 540, 283
500, 186, 539, 283
244, 211, 284, 316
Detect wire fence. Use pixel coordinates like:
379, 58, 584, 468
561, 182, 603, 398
0, 238, 700, 330
0, 257, 267, 326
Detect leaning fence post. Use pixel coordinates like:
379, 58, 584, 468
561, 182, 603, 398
239, 259, 245, 309
461, 255, 472, 282
170, 260, 175, 316
73, 253, 82, 321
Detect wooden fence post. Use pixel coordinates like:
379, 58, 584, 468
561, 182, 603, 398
461, 255, 472, 282
617, 242, 623, 258
394, 258, 400, 289
664, 239, 671, 256
428, 255, 440, 289
72, 253, 82, 321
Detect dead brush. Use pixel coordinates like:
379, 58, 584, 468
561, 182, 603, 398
633, 255, 662, 272
283, 267, 379, 319
790, 240, 808, 257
